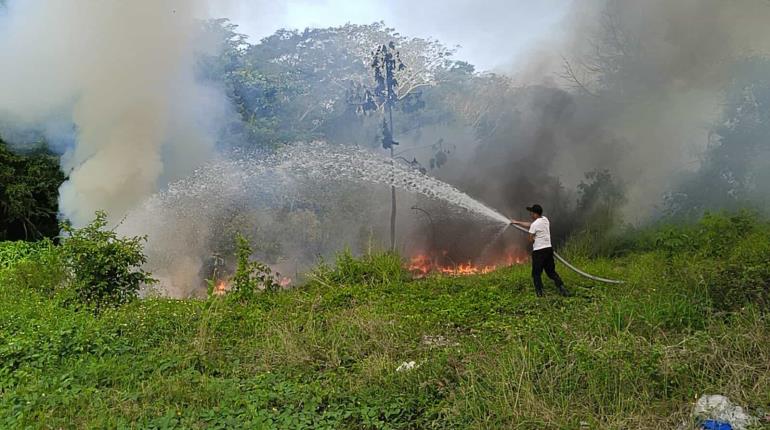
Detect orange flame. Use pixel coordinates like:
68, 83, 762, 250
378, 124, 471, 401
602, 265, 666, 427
407, 251, 528, 278
214, 275, 292, 295
214, 279, 229, 295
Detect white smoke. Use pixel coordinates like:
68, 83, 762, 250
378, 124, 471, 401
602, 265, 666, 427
0, 0, 226, 226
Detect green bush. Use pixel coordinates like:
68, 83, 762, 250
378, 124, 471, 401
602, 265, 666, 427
708, 229, 770, 311
229, 233, 279, 301
0, 240, 49, 270
313, 250, 406, 286
60, 211, 155, 310
0, 240, 66, 299
697, 210, 759, 258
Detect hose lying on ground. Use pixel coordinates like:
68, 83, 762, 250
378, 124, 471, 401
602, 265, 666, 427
509, 224, 624, 284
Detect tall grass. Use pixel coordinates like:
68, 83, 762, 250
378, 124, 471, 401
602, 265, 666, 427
0, 212, 769, 428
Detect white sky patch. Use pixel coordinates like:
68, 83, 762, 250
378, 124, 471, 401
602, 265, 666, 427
208, 0, 571, 71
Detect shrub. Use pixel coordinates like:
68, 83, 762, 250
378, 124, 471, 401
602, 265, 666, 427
61, 211, 155, 310
229, 233, 279, 302
709, 229, 770, 311
0, 239, 66, 298
652, 224, 698, 256
697, 210, 759, 258
0, 240, 49, 270
313, 250, 406, 286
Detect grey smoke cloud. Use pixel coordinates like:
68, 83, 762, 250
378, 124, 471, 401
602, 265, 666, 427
464, 0, 770, 220
0, 0, 226, 226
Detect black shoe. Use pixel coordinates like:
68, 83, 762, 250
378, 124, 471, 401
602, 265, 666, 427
558, 286, 571, 297
535, 289, 544, 297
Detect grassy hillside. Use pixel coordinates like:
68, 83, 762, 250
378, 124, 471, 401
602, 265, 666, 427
1, 213, 769, 429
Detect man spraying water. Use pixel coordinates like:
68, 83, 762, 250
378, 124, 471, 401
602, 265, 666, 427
277, 142, 623, 285
511, 204, 571, 297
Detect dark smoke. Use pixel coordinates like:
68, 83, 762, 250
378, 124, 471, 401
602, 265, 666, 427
451, 0, 770, 221
403, 0, 770, 260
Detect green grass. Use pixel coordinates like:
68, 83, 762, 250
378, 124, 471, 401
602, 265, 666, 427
1, 214, 770, 429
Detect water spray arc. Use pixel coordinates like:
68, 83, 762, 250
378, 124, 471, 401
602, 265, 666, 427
282, 142, 625, 285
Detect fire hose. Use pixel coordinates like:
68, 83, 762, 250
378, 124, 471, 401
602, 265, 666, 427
509, 224, 624, 284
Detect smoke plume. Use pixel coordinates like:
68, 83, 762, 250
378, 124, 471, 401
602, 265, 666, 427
500, 0, 770, 219
0, 0, 225, 226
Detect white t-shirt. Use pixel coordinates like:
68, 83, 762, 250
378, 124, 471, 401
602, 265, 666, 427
528, 216, 552, 251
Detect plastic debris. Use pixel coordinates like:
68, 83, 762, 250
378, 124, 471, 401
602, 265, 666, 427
700, 420, 732, 430
693, 395, 756, 430
396, 361, 417, 372
421, 335, 459, 348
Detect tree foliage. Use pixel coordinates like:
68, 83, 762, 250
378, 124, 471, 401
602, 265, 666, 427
576, 169, 626, 228
199, 21, 455, 151
0, 140, 64, 241
666, 59, 770, 216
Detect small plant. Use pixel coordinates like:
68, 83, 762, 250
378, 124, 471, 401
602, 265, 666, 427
61, 211, 155, 310
230, 233, 278, 301
0, 240, 49, 270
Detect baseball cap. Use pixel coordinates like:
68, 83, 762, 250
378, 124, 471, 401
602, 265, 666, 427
526, 204, 543, 215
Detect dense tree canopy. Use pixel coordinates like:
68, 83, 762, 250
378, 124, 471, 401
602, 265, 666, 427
0, 140, 65, 241
200, 21, 459, 151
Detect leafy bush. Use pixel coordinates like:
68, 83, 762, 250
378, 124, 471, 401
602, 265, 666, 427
230, 233, 279, 301
697, 210, 758, 257
650, 211, 770, 311
652, 224, 699, 256
60, 211, 155, 310
0, 240, 49, 270
598, 210, 770, 311
314, 250, 406, 286
0, 239, 66, 298
708, 228, 770, 311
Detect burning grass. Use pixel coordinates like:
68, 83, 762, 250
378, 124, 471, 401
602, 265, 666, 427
406, 250, 528, 278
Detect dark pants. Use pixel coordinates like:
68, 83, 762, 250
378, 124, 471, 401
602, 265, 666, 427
531, 247, 566, 296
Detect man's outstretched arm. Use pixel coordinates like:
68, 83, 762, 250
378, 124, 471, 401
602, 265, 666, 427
510, 219, 531, 228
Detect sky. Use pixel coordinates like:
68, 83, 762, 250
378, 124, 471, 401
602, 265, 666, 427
209, 0, 571, 72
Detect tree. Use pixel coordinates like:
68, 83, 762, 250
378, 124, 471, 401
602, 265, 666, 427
371, 42, 402, 251
558, 1, 639, 98
666, 59, 770, 216
0, 139, 65, 241
575, 169, 626, 232
201, 20, 454, 150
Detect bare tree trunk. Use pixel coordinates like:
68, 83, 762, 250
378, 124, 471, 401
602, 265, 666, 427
389, 106, 397, 252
